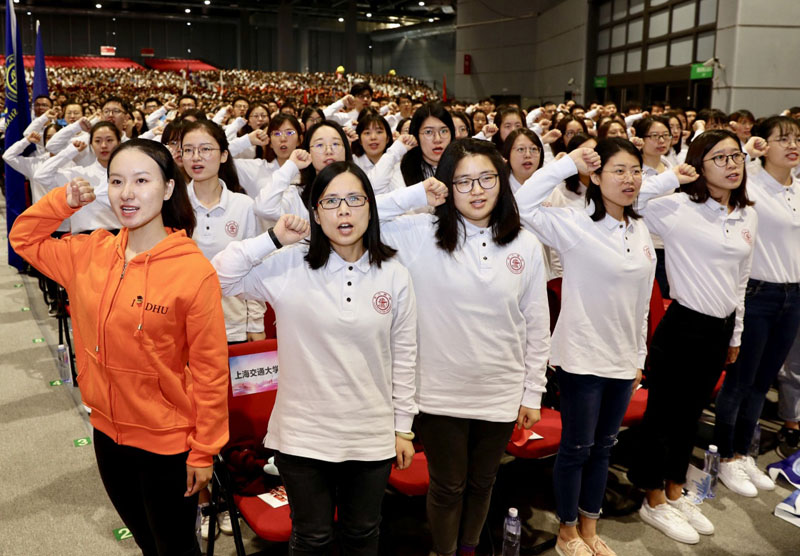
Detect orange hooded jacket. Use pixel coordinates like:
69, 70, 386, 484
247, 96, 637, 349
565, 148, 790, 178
10, 187, 229, 467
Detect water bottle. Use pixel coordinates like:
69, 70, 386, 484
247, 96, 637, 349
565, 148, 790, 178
703, 445, 720, 499
748, 424, 762, 461
502, 507, 521, 556
57, 344, 71, 385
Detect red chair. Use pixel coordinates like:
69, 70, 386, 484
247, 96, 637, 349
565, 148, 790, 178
621, 387, 649, 427
505, 408, 562, 459
207, 339, 291, 556
263, 303, 277, 339
546, 278, 563, 334
387, 451, 430, 496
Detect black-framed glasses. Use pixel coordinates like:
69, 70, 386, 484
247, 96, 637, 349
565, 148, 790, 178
453, 174, 499, 193
317, 194, 368, 210
704, 152, 746, 167
645, 133, 671, 142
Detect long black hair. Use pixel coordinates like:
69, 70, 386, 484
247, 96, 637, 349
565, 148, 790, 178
491, 105, 524, 151
107, 139, 196, 237
180, 119, 244, 194
682, 129, 752, 209
264, 113, 303, 163
433, 138, 521, 253
299, 120, 353, 207
305, 161, 396, 269
564, 132, 595, 194
587, 138, 643, 222
400, 102, 455, 185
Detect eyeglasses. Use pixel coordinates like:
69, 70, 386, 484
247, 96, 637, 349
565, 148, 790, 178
420, 127, 450, 139
102, 108, 123, 116
165, 141, 180, 153
181, 146, 220, 159
704, 152, 746, 167
306, 117, 322, 126
645, 133, 671, 142
310, 140, 344, 152
317, 194, 368, 210
514, 146, 541, 156
453, 174, 499, 194
250, 113, 269, 120
602, 168, 643, 181
271, 130, 297, 138
768, 136, 799, 148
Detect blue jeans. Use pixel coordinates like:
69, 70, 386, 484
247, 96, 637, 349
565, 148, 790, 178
553, 368, 634, 525
715, 280, 800, 458
274, 451, 393, 556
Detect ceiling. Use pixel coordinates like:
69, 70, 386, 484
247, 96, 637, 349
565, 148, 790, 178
13, 0, 457, 26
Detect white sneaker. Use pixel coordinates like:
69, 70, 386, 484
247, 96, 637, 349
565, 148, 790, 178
719, 459, 758, 497
200, 514, 212, 540
667, 495, 714, 535
741, 456, 775, 491
639, 499, 699, 544
219, 510, 234, 535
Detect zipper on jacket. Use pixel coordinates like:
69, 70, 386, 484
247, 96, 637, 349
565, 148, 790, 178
100, 259, 130, 442
120, 261, 128, 279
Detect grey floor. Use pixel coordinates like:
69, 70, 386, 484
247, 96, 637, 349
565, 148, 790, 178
0, 198, 797, 556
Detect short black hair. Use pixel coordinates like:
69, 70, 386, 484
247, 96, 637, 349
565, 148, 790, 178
433, 138, 521, 253
144, 97, 160, 106
103, 96, 128, 112
178, 94, 198, 105
451, 111, 473, 137
682, 129, 752, 209
352, 113, 393, 157
181, 119, 244, 194
401, 102, 455, 185
587, 138, 643, 222
350, 82, 373, 97
299, 120, 353, 206
564, 132, 596, 194
305, 161, 396, 270
502, 128, 544, 171
752, 115, 800, 167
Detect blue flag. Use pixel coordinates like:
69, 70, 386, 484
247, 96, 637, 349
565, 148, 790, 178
33, 20, 48, 100
5, 0, 32, 270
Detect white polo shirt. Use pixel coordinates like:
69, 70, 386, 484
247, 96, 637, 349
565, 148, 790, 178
746, 164, 800, 283
234, 158, 280, 199
188, 180, 264, 341
638, 180, 757, 346
516, 156, 654, 378
212, 238, 418, 462
380, 209, 550, 421
33, 143, 119, 233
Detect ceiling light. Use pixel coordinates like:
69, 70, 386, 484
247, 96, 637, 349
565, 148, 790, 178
338, 17, 344, 22
185, 8, 191, 13
419, 1, 425, 5
26, 11, 31, 15
95, 3, 102, 8
186, 22, 191, 26
366, 12, 372, 17
204, 0, 211, 4
428, 18, 434, 22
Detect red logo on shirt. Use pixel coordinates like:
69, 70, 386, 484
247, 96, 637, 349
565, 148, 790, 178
372, 292, 392, 315
506, 253, 525, 274
741, 228, 753, 245
643, 245, 655, 261
225, 220, 239, 237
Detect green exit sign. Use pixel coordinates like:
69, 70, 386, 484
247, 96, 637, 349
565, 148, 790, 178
690, 63, 714, 80
593, 76, 608, 88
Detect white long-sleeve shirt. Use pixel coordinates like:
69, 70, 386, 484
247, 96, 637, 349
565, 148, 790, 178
212, 238, 418, 462
323, 99, 358, 127
3, 137, 70, 232
45, 121, 95, 166
188, 180, 264, 341
379, 209, 550, 420
516, 155, 654, 378
637, 175, 757, 346
33, 143, 120, 233
745, 164, 800, 283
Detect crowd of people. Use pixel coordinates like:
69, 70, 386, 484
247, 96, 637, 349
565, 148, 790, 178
5, 70, 800, 556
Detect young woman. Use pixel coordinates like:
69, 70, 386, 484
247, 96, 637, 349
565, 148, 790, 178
470, 109, 488, 134
233, 103, 271, 159
551, 116, 588, 157
597, 118, 628, 140
130, 108, 149, 139
34, 121, 122, 233
491, 105, 524, 152
299, 106, 325, 131
400, 102, 455, 185
628, 130, 757, 545
729, 109, 755, 145
452, 111, 473, 140
351, 112, 408, 192
664, 112, 688, 167
254, 120, 406, 221
211, 162, 418, 555
10, 139, 229, 556
514, 139, 681, 556
503, 128, 544, 193
379, 139, 550, 556
634, 116, 675, 298
714, 116, 800, 495
161, 120, 191, 184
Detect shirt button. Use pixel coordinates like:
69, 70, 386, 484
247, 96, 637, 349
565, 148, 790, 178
206, 214, 210, 217
482, 242, 486, 247
347, 281, 352, 286
626, 248, 630, 252
480, 230, 484, 234
206, 226, 209, 230
482, 256, 487, 261
346, 297, 351, 302
619, 224, 623, 229
348, 266, 353, 271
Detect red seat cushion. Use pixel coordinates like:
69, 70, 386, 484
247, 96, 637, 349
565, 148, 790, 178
388, 451, 430, 496
621, 387, 648, 427
713, 371, 726, 398
505, 407, 562, 458
234, 494, 292, 542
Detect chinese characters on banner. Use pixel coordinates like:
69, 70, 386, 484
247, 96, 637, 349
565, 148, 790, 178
229, 350, 279, 397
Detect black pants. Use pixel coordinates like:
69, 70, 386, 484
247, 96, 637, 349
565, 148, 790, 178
274, 451, 393, 556
93, 429, 201, 556
417, 412, 515, 555
628, 302, 734, 490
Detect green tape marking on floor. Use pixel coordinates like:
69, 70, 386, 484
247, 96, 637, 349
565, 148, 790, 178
32, 338, 45, 343
13, 283, 23, 288
49, 380, 63, 386
21, 307, 30, 311
113, 527, 133, 541
73, 437, 92, 448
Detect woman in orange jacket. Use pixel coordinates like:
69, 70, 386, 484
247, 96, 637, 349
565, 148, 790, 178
10, 139, 229, 556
